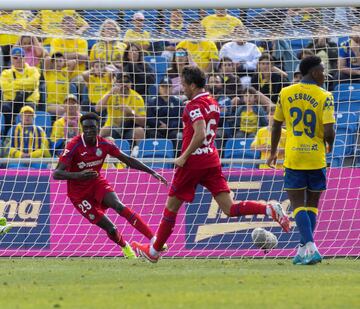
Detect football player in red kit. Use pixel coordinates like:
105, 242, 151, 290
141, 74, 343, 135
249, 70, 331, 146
53, 112, 167, 258
132, 66, 290, 262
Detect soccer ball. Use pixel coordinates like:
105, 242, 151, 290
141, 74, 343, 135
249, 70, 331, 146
251, 228, 278, 252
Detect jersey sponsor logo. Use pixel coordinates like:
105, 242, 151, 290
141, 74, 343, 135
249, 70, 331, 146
291, 144, 311, 152
189, 108, 202, 121
311, 144, 319, 151
62, 149, 70, 157
192, 146, 214, 155
185, 174, 296, 250
324, 96, 334, 110
96, 148, 103, 157
77, 159, 103, 169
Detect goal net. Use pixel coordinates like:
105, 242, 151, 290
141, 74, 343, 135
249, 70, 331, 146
0, 7, 359, 258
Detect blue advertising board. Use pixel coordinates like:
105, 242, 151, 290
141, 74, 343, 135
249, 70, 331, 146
0, 175, 50, 249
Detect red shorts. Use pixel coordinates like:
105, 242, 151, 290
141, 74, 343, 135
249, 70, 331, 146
68, 177, 114, 224
169, 165, 230, 202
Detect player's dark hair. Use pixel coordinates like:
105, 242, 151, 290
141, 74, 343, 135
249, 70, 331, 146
181, 66, 206, 89
299, 55, 322, 76
80, 112, 100, 124
259, 53, 274, 62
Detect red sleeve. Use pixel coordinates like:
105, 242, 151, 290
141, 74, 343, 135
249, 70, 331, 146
58, 139, 79, 166
185, 103, 204, 125
106, 141, 122, 158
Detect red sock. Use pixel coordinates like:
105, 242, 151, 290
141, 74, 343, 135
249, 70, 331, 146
229, 201, 266, 217
153, 208, 177, 252
107, 229, 126, 247
119, 207, 154, 240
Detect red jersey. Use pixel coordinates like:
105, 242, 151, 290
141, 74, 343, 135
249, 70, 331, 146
58, 134, 122, 197
182, 92, 221, 169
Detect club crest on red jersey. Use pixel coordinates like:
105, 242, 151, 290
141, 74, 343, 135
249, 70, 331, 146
96, 148, 103, 157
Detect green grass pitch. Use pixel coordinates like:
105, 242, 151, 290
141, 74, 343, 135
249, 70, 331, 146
0, 259, 359, 309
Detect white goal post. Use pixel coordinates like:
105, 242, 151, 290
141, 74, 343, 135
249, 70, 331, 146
0, 2, 359, 259
3, 0, 360, 9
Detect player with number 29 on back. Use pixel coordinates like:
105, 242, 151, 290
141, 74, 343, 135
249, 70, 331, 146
53, 112, 168, 258
133, 66, 291, 263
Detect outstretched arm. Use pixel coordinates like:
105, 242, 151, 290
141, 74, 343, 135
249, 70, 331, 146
115, 152, 167, 185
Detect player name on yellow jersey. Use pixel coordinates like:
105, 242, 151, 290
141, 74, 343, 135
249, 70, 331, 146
274, 82, 335, 170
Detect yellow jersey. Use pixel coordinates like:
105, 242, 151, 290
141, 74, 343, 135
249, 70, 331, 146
90, 41, 127, 63
104, 89, 146, 127
239, 110, 258, 134
274, 81, 335, 170
44, 67, 70, 104
201, 14, 243, 40
0, 11, 27, 46
176, 40, 219, 70
50, 117, 82, 143
251, 126, 287, 169
30, 10, 88, 45
87, 73, 113, 105
9, 123, 50, 158
50, 38, 88, 79
0, 64, 40, 103
124, 29, 150, 50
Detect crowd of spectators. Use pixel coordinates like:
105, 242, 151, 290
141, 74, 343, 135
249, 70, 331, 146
0, 8, 358, 168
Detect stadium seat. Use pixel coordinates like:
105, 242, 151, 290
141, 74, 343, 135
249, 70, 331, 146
335, 112, 359, 155
114, 139, 131, 156
223, 138, 260, 168
327, 137, 346, 167
144, 56, 168, 84
0, 113, 4, 136
138, 139, 174, 168
333, 83, 360, 105
245, 8, 266, 25
290, 38, 311, 55
35, 111, 53, 136
182, 9, 200, 22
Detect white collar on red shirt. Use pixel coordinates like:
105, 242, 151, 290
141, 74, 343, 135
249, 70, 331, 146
81, 133, 99, 148
191, 92, 209, 101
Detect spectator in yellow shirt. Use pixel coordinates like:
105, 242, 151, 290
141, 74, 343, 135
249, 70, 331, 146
0, 47, 40, 135
90, 19, 127, 70
232, 87, 268, 138
176, 21, 219, 73
0, 10, 27, 68
30, 10, 89, 46
8, 105, 50, 169
201, 9, 243, 40
50, 94, 81, 153
124, 12, 151, 51
96, 73, 146, 153
50, 16, 89, 80
43, 52, 76, 117
251, 106, 286, 169
82, 60, 113, 112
